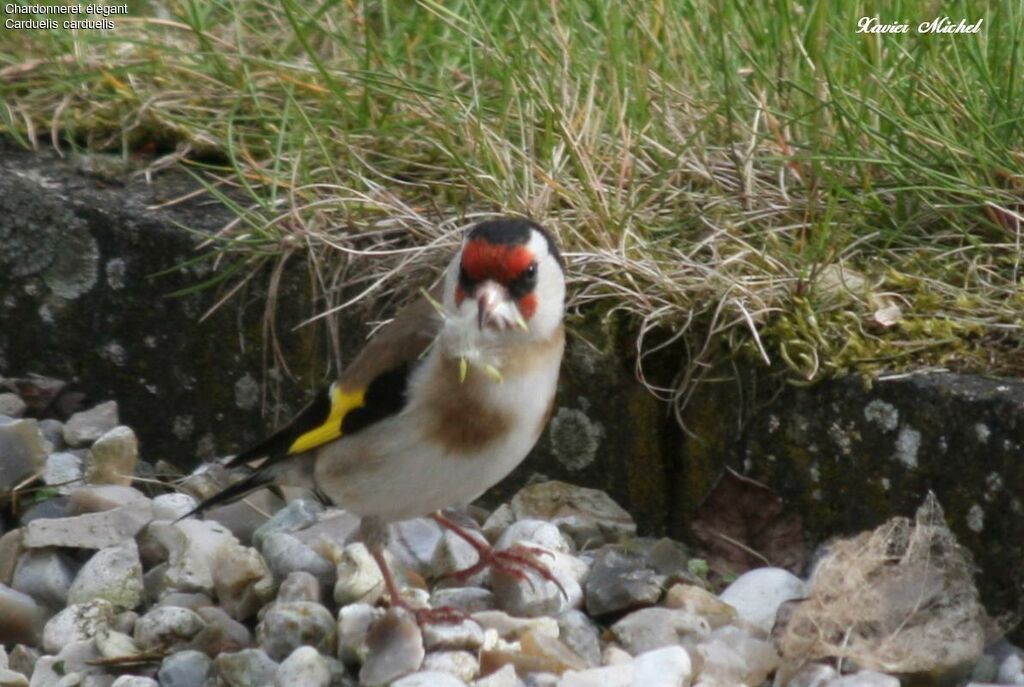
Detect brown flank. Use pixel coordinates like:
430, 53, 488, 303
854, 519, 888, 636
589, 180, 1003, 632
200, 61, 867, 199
424, 325, 565, 454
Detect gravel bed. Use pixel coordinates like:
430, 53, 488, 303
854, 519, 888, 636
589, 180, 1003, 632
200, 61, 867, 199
0, 399, 1021, 687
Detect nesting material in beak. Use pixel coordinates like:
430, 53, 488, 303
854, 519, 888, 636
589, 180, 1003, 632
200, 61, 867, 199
475, 280, 523, 331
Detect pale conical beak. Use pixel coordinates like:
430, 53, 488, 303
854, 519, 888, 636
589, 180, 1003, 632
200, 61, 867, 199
475, 280, 521, 331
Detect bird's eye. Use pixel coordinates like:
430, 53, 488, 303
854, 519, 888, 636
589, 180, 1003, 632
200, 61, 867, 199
508, 261, 539, 299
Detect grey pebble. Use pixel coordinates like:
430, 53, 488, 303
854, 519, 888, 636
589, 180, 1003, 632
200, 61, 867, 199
190, 606, 253, 656
389, 517, 445, 576
133, 606, 206, 651
8, 644, 39, 678
38, 419, 66, 451
260, 531, 334, 591
252, 498, 322, 550
18, 497, 71, 526
215, 648, 279, 687
257, 601, 336, 661
610, 607, 710, 655
556, 609, 602, 667
23, 502, 153, 549
274, 646, 331, 687
509, 481, 636, 548
157, 650, 213, 687
0, 393, 26, 418
430, 529, 483, 581
490, 547, 584, 618
584, 545, 666, 617
12, 548, 77, 609
155, 592, 212, 612
359, 609, 424, 686
42, 452, 83, 494
63, 401, 119, 448
277, 570, 321, 603
0, 419, 49, 494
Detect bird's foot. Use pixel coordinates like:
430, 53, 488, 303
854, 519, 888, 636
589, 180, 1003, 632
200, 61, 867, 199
444, 543, 567, 599
431, 511, 568, 599
366, 529, 467, 626
404, 603, 467, 626
386, 593, 467, 625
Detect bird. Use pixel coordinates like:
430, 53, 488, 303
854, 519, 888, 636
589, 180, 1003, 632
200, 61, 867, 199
186, 217, 566, 621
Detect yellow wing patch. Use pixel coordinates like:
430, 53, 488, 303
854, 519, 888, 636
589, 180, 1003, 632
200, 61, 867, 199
287, 385, 365, 455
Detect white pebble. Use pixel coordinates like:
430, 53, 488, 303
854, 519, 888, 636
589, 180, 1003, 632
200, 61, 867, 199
719, 567, 807, 633
559, 646, 692, 687
825, 670, 901, 687
333, 542, 384, 607
152, 494, 198, 521
422, 650, 479, 682
111, 677, 158, 687
392, 670, 468, 687
337, 602, 384, 666
67, 539, 143, 610
997, 653, 1024, 685
275, 646, 330, 687
610, 607, 709, 655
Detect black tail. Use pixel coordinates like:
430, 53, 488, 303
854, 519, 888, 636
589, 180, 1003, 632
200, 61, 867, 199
176, 466, 275, 522
178, 386, 335, 521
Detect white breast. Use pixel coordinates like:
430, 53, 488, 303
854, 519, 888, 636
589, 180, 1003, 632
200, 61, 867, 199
313, 347, 561, 522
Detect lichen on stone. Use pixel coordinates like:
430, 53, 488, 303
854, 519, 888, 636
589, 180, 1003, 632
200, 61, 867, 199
984, 472, 1003, 496
893, 426, 921, 468
42, 224, 99, 298
863, 399, 899, 432
172, 415, 196, 440
966, 504, 984, 532
548, 407, 603, 471
974, 423, 991, 444
0, 175, 66, 279
105, 258, 127, 290
234, 374, 260, 411
101, 342, 128, 367
827, 422, 854, 456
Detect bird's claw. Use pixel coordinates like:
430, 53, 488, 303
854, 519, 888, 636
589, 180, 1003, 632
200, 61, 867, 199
444, 544, 568, 600
409, 604, 467, 626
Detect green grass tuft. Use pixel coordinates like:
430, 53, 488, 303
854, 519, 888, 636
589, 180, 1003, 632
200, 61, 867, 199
3, 0, 1024, 412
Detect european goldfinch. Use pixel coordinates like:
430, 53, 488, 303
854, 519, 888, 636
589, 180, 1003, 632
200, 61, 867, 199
190, 218, 566, 617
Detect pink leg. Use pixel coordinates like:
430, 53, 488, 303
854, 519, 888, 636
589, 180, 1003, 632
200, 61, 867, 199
368, 545, 465, 625
431, 511, 566, 598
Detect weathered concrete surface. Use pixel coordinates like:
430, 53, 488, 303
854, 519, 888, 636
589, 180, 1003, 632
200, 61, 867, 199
1, 140, 1020, 634
0, 140, 337, 466
677, 372, 1024, 634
